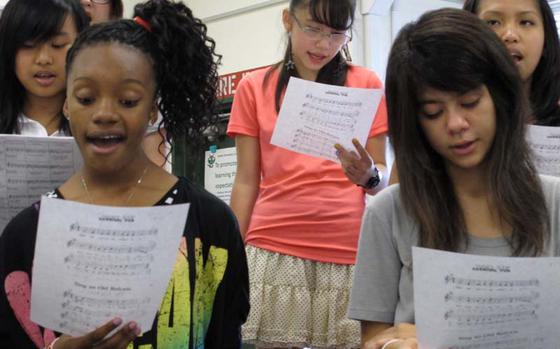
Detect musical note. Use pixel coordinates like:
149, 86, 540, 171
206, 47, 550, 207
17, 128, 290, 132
30, 198, 189, 337
0, 135, 82, 233
271, 77, 383, 161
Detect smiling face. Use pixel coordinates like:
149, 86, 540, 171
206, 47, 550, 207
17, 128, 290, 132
15, 15, 77, 102
282, 6, 349, 81
65, 43, 157, 174
476, 0, 544, 85
418, 85, 497, 177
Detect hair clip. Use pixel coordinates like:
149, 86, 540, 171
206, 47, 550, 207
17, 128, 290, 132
134, 16, 153, 32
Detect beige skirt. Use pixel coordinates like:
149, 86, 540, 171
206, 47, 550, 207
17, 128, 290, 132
242, 245, 360, 348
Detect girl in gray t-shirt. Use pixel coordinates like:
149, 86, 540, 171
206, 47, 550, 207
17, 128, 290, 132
348, 8, 560, 349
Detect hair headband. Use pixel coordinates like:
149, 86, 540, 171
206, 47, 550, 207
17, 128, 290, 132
134, 16, 152, 32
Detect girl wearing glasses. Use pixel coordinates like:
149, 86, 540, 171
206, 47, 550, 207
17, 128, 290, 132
227, 0, 388, 347
80, 0, 123, 24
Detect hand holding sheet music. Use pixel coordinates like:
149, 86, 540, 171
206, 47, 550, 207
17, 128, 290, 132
413, 247, 560, 349
270, 77, 383, 161
30, 198, 189, 336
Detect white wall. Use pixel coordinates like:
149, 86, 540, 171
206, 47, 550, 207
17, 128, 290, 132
196, 1, 288, 74
364, 0, 462, 80
122, 0, 463, 76
123, 0, 140, 18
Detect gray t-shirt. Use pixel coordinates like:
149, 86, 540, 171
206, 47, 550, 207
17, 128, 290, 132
348, 175, 560, 324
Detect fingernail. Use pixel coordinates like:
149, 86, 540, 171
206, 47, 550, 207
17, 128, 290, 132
334, 143, 341, 149
113, 318, 122, 326
135, 327, 141, 336
129, 322, 137, 330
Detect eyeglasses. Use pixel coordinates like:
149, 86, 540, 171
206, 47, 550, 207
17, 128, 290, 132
91, 0, 111, 4
291, 14, 352, 46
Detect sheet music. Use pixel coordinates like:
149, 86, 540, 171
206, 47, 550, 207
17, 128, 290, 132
31, 197, 189, 336
413, 247, 560, 349
0, 135, 82, 234
270, 77, 383, 161
527, 125, 560, 176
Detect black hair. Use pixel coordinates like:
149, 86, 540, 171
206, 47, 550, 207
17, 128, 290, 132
0, 0, 89, 134
66, 0, 221, 155
265, 0, 356, 112
109, 0, 124, 19
464, 0, 560, 126
387, 8, 548, 256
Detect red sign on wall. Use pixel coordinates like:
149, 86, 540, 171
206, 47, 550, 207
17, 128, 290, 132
217, 65, 271, 100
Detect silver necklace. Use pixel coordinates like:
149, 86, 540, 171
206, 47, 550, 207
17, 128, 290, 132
80, 166, 149, 205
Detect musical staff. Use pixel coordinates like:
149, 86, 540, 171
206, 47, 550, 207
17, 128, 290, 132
30, 198, 189, 337
414, 247, 560, 349
527, 125, 560, 177
270, 77, 383, 162
0, 135, 82, 234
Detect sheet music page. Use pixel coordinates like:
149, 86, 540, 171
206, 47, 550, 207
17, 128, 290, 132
0, 135, 82, 234
526, 125, 560, 176
270, 77, 383, 161
413, 247, 560, 349
30, 197, 189, 336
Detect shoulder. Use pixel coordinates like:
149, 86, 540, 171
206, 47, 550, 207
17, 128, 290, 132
232, 67, 278, 107
238, 66, 277, 88
1, 204, 40, 255
346, 64, 384, 88
364, 184, 403, 221
362, 184, 418, 243
2, 190, 62, 243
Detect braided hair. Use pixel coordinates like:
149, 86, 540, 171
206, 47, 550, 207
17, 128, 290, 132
66, 0, 221, 150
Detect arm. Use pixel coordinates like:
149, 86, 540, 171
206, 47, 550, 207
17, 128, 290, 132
229, 135, 260, 238
206, 207, 250, 348
362, 322, 417, 349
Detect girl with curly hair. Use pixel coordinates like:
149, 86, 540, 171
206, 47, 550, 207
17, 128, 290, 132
0, 1, 249, 348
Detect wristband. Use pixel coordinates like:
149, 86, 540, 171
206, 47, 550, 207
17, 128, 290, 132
381, 338, 404, 349
357, 165, 381, 189
46, 337, 60, 349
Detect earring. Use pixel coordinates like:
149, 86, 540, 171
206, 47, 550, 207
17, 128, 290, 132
285, 35, 296, 72
342, 44, 352, 62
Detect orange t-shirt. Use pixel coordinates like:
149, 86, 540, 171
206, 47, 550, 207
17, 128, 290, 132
227, 65, 388, 264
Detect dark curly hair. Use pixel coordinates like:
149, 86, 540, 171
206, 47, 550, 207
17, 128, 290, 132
0, 0, 89, 134
66, 0, 221, 152
109, 0, 124, 19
